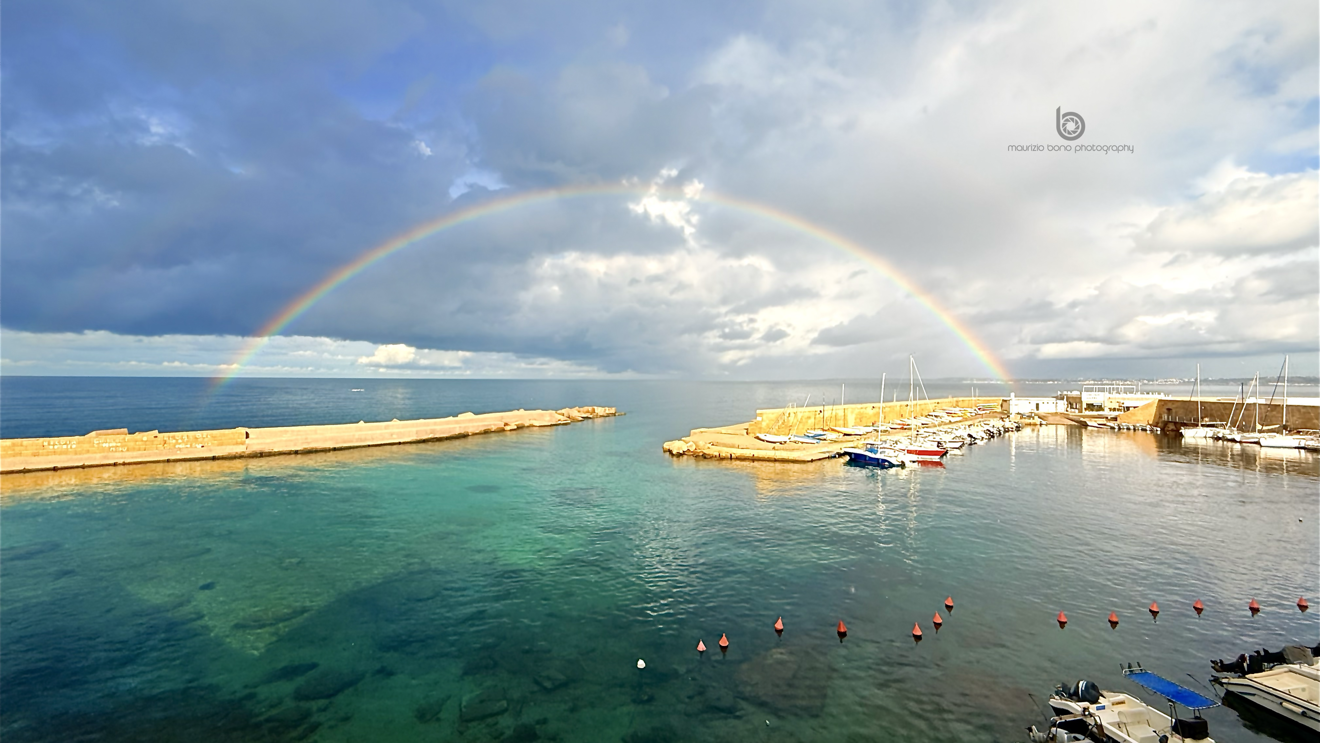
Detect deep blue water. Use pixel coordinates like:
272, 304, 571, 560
1, 377, 1317, 743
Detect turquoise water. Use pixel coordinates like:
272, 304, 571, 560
2, 379, 1318, 742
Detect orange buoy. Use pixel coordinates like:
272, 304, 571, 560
1299, 597, 1309, 613
932, 611, 944, 630
774, 616, 784, 634
1057, 611, 1068, 629
836, 620, 848, 641
1193, 599, 1204, 616
1108, 612, 1119, 629
944, 596, 954, 612
1248, 599, 1260, 616
697, 640, 706, 653
1149, 602, 1159, 620
718, 633, 729, 649
912, 622, 923, 642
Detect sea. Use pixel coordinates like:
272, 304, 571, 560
1, 377, 1317, 743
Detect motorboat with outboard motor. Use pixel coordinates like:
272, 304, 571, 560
841, 447, 904, 468
1211, 644, 1320, 732
1029, 665, 1217, 743
1212, 643, 1320, 676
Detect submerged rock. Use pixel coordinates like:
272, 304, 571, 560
198, 581, 216, 591
291, 667, 364, 701
534, 670, 569, 691
414, 694, 451, 723
735, 647, 831, 717
259, 662, 320, 685
232, 606, 311, 630
459, 688, 509, 722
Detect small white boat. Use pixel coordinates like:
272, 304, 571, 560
1214, 655, 1320, 732
1259, 434, 1307, 449
1180, 427, 1220, 439
755, 434, 790, 444
1036, 667, 1217, 743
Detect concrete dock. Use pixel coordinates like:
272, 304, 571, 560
663, 396, 1005, 462
0, 407, 619, 474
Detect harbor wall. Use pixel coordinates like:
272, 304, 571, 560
748, 397, 1001, 436
1118, 398, 1318, 432
0, 407, 618, 474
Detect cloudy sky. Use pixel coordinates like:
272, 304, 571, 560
3, 0, 1316, 380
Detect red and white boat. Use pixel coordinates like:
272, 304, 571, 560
903, 445, 947, 460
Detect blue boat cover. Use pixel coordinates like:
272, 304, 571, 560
1123, 669, 1218, 710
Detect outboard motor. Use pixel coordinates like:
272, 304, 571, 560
1066, 680, 1101, 704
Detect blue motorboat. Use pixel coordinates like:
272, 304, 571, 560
842, 447, 904, 468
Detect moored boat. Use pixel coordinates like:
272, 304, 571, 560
1259, 434, 1307, 449
1212, 645, 1320, 732
1032, 665, 1217, 743
841, 448, 904, 468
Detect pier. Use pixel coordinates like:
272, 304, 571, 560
663, 396, 1004, 462
0, 407, 619, 474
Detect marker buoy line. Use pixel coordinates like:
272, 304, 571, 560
1057, 611, 1068, 629
697, 640, 706, 653
1108, 612, 1119, 629
912, 622, 923, 642
718, 633, 729, 649
944, 596, 954, 612
1149, 602, 1159, 620
1193, 599, 1204, 616
1249, 599, 1260, 616
774, 617, 784, 634
836, 621, 848, 641
1299, 597, 1309, 612
932, 611, 944, 630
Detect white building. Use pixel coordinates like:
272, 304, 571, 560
1007, 394, 1066, 415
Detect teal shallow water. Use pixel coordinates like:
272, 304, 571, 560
2, 380, 1318, 742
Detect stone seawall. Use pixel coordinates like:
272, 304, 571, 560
1118, 398, 1318, 432
0, 407, 619, 474
664, 397, 1004, 462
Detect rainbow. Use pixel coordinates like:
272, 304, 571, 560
213, 184, 1011, 385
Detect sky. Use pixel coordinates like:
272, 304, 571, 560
2, 0, 1317, 381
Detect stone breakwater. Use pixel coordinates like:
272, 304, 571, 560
0, 407, 619, 474
664, 397, 1004, 462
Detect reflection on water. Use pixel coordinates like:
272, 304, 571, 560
2, 421, 1317, 743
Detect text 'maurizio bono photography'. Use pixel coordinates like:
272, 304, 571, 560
1007, 106, 1135, 154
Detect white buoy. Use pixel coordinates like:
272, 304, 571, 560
636, 659, 646, 669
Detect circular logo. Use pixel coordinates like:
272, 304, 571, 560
1055, 107, 1085, 141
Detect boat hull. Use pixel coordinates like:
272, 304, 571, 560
842, 449, 902, 469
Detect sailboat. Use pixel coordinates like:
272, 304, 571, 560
1259, 355, 1306, 448
1180, 364, 1220, 439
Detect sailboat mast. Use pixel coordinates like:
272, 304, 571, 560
879, 372, 886, 427
1195, 364, 1201, 425
1283, 355, 1288, 430
908, 355, 914, 418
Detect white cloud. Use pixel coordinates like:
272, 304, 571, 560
412, 139, 433, 158
0, 330, 620, 378
357, 343, 417, 366
1135, 168, 1318, 256
627, 168, 703, 243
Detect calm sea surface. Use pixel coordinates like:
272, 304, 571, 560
2, 377, 1317, 743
